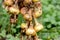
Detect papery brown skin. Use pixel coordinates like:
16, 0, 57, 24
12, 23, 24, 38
20, 7, 28, 15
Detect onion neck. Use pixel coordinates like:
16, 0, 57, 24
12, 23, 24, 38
34, 17, 38, 25
29, 21, 33, 29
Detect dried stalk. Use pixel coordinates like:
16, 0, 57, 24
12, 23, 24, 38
33, 35, 39, 40
20, 34, 23, 40
27, 35, 32, 40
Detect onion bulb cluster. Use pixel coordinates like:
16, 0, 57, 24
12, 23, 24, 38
2, 0, 43, 40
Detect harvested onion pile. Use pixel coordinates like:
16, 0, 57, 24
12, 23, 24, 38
2, 0, 43, 40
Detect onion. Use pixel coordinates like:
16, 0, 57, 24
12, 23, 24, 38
24, 0, 32, 4
4, 0, 13, 6
9, 6, 19, 14
20, 7, 28, 15
20, 23, 28, 29
23, 14, 32, 21
26, 22, 36, 36
34, 17, 43, 32
32, 0, 39, 2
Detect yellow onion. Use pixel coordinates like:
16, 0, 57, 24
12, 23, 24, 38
33, 8, 42, 18
26, 22, 36, 36
35, 2, 42, 8
24, 0, 32, 4
20, 7, 28, 15
32, 0, 39, 2
34, 18, 43, 32
20, 23, 28, 29
9, 6, 19, 14
23, 14, 32, 21
4, 0, 13, 6
34, 24, 43, 32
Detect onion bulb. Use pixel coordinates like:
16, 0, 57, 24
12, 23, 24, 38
20, 7, 28, 15
23, 14, 32, 21
35, 2, 42, 8
26, 22, 36, 36
24, 0, 32, 4
32, 0, 39, 2
33, 8, 42, 18
34, 18, 43, 32
9, 6, 19, 14
4, 0, 13, 6
20, 23, 28, 29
